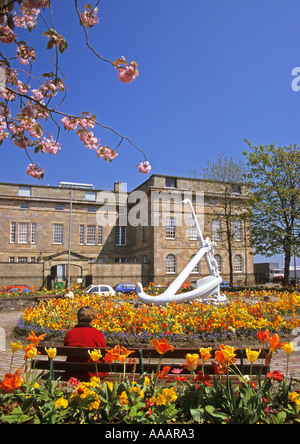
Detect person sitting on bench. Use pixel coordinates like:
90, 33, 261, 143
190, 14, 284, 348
64, 305, 106, 382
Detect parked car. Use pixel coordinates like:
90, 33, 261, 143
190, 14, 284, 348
84, 284, 115, 297
0, 285, 33, 294
219, 281, 237, 290
114, 283, 137, 295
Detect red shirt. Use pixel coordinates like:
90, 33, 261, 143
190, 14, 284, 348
64, 324, 106, 381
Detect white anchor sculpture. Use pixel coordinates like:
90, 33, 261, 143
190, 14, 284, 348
137, 199, 226, 306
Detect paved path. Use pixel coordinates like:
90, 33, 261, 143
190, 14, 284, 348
0, 310, 300, 380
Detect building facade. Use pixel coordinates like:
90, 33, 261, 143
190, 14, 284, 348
0, 175, 254, 290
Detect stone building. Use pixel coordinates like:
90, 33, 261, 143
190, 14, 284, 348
0, 175, 254, 290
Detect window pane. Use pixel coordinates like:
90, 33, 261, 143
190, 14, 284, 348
98, 226, 103, 245
18, 223, 29, 243
10, 222, 16, 243
115, 227, 126, 246
189, 218, 198, 240
53, 224, 63, 244
87, 225, 96, 245
31, 223, 36, 244
79, 225, 85, 245
19, 186, 31, 197
234, 255, 243, 273
234, 220, 243, 241
166, 217, 176, 239
166, 254, 176, 273
212, 219, 222, 241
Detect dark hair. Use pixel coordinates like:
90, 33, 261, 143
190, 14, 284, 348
77, 306, 97, 324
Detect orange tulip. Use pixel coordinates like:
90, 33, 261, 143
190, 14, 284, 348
151, 338, 174, 355
269, 334, 285, 352
27, 331, 46, 346
0, 368, 24, 393
104, 345, 121, 364
257, 329, 270, 344
119, 346, 134, 363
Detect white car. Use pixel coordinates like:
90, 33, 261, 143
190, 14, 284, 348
84, 284, 115, 297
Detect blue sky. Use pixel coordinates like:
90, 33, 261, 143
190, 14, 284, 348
1, 0, 300, 265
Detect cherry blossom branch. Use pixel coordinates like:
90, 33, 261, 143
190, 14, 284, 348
0, 0, 151, 179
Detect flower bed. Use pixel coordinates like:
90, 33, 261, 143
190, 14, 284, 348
1, 332, 300, 424
14, 291, 300, 346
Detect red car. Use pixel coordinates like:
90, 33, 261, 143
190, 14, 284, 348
0, 285, 33, 294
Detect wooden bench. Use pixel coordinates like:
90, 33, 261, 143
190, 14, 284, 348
34, 346, 269, 384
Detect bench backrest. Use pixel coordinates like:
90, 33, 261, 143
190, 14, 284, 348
35, 346, 269, 380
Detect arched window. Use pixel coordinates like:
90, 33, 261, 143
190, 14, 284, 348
214, 254, 222, 273
166, 254, 176, 274
234, 255, 243, 273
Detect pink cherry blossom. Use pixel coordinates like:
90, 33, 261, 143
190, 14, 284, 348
80, 7, 99, 28
20, 117, 42, 139
17, 81, 30, 94
0, 25, 17, 44
96, 146, 118, 161
117, 61, 139, 84
16, 44, 36, 65
61, 116, 78, 131
137, 161, 151, 174
26, 163, 44, 179
40, 135, 61, 154
78, 130, 100, 150
14, 7, 40, 30
79, 117, 95, 129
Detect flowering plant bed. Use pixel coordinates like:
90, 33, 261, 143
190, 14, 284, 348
12, 291, 300, 347
1, 332, 300, 424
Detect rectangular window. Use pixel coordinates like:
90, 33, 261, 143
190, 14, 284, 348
55, 204, 64, 211
166, 217, 176, 239
17, 257, 28, 263
85, 191, 96, 201
115, 226, 126, 246
18, 186, 31, 197
98, 226, 103, 245
31, 223, 36, 244
189, 218, 198, 240
20, 202, 29, 209
87, 225, 96, 245
212, 219, 222, 242
165, 177, 177, 188
53, 224, 63, 244
9, 257, 15, 263
234, 220, 243, 241
79, 225, 85, 245
18, 222, 29, 244
10, 222, 16, 243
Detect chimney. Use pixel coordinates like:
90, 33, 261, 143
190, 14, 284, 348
114, 181, 121, 192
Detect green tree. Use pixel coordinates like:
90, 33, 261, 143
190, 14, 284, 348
243, 141, 300, 285
191, 153, 251, 284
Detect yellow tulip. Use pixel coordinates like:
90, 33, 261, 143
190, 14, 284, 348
10, 341, 23, 353
199, 347, 212, 362
181, 354, 199, 371
88, 349, 102, 362
26, 346, 37, 360
246, 348, 261, 363
283, 342, 294, 355
45, 347, 57, 359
